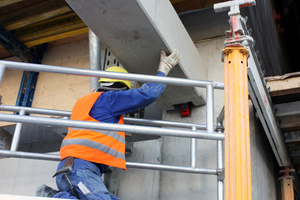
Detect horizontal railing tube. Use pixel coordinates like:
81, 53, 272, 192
0, 150, 218, 175
0, 61, 224, 89
0, 105, 70, 117
126, 162, 218, 175
0, 105, 207, 130
0, 113, 224, 140
0, 64, 6, 86
124, 117, 206, 130
0, 150, 60, 161
10, 109, 25, 151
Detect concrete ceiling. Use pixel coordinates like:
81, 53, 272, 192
0, 0, 227, 59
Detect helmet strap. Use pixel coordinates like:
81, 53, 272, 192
97, 82, 128, 92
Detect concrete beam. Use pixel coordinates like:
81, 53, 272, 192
285, 131, 300, 143
179, 7, 228, 42
274, 101, 300, 117
66, 0, 206, 110
279, 115, 300, 131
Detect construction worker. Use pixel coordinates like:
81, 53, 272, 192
36, 49, 180, 199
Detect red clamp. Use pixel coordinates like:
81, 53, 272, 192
180, 103, 191, 117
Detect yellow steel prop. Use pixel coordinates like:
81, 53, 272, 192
279, 167, 295, 200
223, 46, 252, 200
280, 176, 294, 200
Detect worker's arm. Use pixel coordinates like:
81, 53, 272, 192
90, 49, 180, 123
90, 72, 166, 123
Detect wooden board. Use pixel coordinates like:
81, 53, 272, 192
0, 0, 70, 30
0, 47, 12, 59
32, 39, 90, 111
0, 56, 23, 127
48, 32, 88, 48
267, 76, 300, 97
0, 0, 23, 8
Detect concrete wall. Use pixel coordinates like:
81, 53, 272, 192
0, 128, 12, 151
0, 155, 59, 196
249, 102, 281, 200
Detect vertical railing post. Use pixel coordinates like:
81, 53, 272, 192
0, 63, 6, 87
206, 84, 216, 198
191, 126, 197, 168
217, 127, 224, 200
10, 109, 26, 151
89, 28, 102, 91
206, 84, 214, 133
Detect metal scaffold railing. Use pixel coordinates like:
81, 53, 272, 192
0, 60, 225, 199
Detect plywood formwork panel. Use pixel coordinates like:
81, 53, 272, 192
0, 40, 90, 127
32, 39, 90, 112
0, 57, 23, 127
66, 0, 206, 110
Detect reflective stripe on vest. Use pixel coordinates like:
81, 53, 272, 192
67, 128, 125, 145
61, 138, 125, 160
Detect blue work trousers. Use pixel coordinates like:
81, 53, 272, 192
53, 158, 120, 200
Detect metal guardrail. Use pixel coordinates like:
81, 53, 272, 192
0, 61, 224, 89
0, 60, 225, 198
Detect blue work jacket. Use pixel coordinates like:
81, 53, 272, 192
89, 71, 166, 173
89, 72, 166, 123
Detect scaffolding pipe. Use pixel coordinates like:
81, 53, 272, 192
206, 84, 214, 134
0, 105, 207, 130
10, 109, 25, 151
191, 126, 197, 168
207, 84, 221, 198
0, 113, 224, 140
0, 150, 60, 161
217, 129, 224, 200
89, 29, 102, 91
125, 118, 206, 130
0, 61, 224, 89
0, 64, 5, 86
0, 105, 70, 117
127, 162, 218, 175
0, 150, 219, 175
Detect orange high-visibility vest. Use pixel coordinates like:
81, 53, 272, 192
60, 92, 126, 170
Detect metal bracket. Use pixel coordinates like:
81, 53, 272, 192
15, 44, 48, 108
125, 141, 134, 156
214, 0, 256, 16
0, 25, 33, 62
217, 168, 225, 181
109, 178, 119, 197
214, 0, 256, 48
224, 34, 254, 47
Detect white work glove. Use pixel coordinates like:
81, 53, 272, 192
158, 49, 180, 76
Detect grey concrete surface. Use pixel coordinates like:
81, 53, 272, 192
109, 139, 162, 200
0, 155, 59, 196
3, 124, 64, 153
157, 38, 225, 200
0, 127, 12, 150
249, 102, 281, 200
